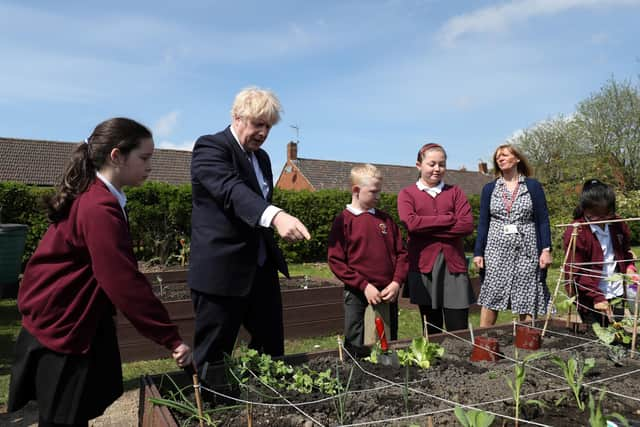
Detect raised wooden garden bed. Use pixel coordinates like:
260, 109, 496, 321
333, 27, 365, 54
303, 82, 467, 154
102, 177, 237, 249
139, 319, 640, 426
117, 271, 345, 362
118, 270, 480, 363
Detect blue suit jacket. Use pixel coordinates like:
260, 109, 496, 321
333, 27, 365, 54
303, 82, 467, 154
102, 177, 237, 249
473, 178, 552, 280
188, 127, 288, 297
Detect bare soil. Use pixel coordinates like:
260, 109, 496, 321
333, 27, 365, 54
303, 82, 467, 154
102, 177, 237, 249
155, 326, 640, 426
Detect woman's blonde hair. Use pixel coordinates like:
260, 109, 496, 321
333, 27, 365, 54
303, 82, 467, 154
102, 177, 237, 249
230, 87, 282, 125
492, 144, 533, 177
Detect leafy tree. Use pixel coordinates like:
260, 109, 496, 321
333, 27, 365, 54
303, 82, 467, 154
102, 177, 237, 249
575, 78, 640, 190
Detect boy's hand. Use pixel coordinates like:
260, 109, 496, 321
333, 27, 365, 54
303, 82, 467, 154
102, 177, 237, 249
381, 281, 400, 302
364, 284, 382, 305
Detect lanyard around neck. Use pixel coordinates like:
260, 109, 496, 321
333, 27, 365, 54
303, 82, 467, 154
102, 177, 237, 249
501, 181, 520, 217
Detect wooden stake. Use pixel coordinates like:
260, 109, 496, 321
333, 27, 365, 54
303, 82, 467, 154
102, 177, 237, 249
631, 282, 640, 358
427, 415, 434, 427
337, 336, 344, 362
543, 223, 578, 337
192, 372, 204, 427
247, 402, 253, 427
423, 314, 429, 342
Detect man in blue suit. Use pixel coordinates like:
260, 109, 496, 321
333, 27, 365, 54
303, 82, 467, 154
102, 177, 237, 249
189, 87, 310, 377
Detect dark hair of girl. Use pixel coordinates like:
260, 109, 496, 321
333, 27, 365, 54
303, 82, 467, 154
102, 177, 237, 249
47, 117, 152, 223
573, 179, 616, 219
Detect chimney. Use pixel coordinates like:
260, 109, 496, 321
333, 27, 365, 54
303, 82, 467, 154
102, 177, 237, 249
287, 141, 298, 161
478, 162, 488, 174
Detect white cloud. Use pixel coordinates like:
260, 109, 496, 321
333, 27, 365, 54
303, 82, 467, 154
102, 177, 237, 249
437, 0, 640, 47
157, 139, 195, 151
153, 111, 180, 138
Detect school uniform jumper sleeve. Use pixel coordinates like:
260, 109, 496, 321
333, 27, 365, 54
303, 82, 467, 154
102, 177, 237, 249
390, 219, 409, 285
563, 223, 604, 304
474, 181, 495, 257
80, 196, 182, 351
397, 187, 456, 233
327, 213, 369, 291
426, 186, 474, 239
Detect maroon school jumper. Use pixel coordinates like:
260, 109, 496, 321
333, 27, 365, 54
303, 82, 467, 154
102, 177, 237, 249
397, 183, 473, 274
18, 180, 182, 354
563, 217, 637, 308
328, 209, 408, 291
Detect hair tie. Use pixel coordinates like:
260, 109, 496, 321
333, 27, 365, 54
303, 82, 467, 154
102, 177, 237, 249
422, 143, 443, 152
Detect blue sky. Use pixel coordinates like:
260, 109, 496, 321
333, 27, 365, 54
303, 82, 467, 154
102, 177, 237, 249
1, 0, 639, 176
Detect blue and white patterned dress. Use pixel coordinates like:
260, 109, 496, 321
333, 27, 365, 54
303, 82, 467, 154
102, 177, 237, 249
477, 176, 550, 315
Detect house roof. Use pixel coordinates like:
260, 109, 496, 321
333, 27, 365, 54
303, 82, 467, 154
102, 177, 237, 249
292, 158, 492, 195
0, 137, 192, 186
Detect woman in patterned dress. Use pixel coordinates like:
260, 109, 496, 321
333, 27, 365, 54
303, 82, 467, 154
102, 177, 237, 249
473, 144, 553, 327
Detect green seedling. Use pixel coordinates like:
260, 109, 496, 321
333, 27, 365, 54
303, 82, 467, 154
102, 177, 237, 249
552, 355, 595, 411
454, 407, 496, 427
587, 389, 629, 427
150, 374, 241, 426
505, 351, 547, 426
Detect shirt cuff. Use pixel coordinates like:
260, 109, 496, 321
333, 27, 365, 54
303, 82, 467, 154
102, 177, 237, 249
260, 205, 282, 228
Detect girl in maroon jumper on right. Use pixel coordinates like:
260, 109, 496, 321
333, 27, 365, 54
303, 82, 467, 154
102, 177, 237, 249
398, 143, 475, 335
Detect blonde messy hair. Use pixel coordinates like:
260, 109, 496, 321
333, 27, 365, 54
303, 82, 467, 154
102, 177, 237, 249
350, 163, 382, 187
230, 87, 282, 125
492, 144, 533, 178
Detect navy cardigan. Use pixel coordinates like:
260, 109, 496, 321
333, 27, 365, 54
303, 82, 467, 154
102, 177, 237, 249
473, 177, 552, 261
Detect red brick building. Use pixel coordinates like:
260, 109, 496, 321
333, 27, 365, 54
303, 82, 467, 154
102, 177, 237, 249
276, 142, 492, 195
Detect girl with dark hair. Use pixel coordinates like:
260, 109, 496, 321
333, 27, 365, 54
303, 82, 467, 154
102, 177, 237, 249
563, 179, 638, 326
8, 118, 191, 427
398, 143, 475, 335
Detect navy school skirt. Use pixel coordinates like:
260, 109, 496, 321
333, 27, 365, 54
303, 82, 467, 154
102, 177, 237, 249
8, 315, 123, 424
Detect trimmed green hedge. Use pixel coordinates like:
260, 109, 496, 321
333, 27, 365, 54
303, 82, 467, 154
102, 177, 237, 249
1, 181, 637, 267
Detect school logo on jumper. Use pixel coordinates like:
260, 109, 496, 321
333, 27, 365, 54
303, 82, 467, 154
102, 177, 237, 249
379, 223, 387, 235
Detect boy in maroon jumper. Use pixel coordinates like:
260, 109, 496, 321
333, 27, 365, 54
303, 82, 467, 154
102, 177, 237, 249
328, 164, 408, 355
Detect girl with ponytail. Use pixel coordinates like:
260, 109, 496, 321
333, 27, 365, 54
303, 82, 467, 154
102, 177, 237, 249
8, 118, 191, 427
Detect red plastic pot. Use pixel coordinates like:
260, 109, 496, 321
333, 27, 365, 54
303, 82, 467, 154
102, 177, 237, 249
515, 325, 542, 350
470, 336, 500, 362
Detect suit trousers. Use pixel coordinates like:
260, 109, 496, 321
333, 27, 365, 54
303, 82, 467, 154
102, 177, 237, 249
190, 262, 284, 378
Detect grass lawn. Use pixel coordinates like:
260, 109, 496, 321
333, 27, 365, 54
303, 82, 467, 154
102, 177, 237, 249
2, 249, 637, 406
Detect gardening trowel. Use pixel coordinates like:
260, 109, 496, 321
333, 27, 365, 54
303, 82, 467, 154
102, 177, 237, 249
374, 316, 400, 368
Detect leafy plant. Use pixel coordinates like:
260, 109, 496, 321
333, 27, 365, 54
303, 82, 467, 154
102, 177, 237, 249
505, 352, 547, 426
454, 407, 496, 427
552, 355, 595, 411
587, 389, 629, 427
592, 319, 633, 346
396, 337, 445, 369
150, 373, 240, 426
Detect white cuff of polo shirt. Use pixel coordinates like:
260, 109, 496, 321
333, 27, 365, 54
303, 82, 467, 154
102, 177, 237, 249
260, 205, 283, 228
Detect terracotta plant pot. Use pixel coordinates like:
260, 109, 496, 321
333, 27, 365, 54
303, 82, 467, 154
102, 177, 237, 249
515, 325, 542, 350
470, 336, 500, 362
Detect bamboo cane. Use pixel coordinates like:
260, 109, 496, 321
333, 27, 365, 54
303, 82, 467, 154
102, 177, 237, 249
631, 282, 640, 358
247, 402, 253, 427
423, 314, 429, 343
542, 223, 578, 337
191, 368, 204, 427
337, 335, 343, 362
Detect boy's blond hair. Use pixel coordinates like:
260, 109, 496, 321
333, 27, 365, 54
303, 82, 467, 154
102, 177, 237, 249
350, 163, 382, 187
